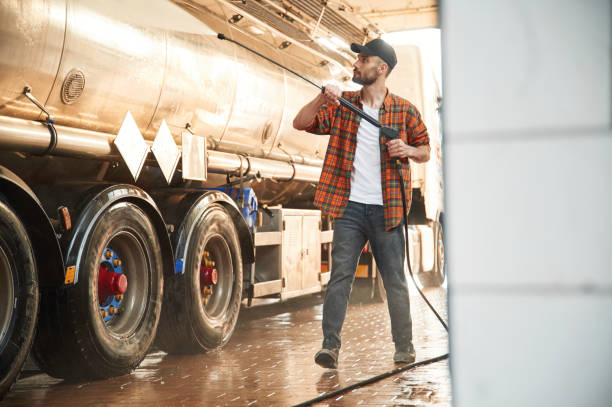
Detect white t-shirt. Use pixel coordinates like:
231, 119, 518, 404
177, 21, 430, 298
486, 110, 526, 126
348, 104, 383, 205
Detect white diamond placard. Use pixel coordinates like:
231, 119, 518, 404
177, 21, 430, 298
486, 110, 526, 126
151, 120, 180, 184
114, 111, 149, 181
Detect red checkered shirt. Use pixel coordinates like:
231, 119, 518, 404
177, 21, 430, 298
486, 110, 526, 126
306, 89, 429, 230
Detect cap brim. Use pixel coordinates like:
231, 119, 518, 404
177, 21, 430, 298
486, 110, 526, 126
350, 43, 368, 54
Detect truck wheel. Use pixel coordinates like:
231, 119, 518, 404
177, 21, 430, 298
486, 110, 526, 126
157, 204, 242, 353
418, 220, 446, 287
0, 200, 38, 400
32, 202, 163, 379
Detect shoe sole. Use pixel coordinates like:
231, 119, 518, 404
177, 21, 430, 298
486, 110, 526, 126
315, 352, 337, 369
394, 348, 416, 364
394, 357, 416, 364
393, 354, 416, 364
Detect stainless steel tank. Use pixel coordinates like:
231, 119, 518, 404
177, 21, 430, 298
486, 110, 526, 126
0, 0, 349, 203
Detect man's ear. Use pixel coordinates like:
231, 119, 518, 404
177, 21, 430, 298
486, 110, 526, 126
379, 62, 388, 76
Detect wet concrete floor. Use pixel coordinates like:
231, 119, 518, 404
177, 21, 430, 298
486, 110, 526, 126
2, 285, 450, 406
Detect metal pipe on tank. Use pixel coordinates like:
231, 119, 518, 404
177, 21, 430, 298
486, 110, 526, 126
0, 116, 113, 158
207, 151, 319, 181
212, 139, 324, 167
0, 115, 321, 182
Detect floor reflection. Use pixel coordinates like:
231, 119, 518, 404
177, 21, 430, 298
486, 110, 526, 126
3, 288, 450, 406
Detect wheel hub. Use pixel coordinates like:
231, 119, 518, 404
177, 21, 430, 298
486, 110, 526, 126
200, 251, 218, 305
201, 266, 218, 286
99, 264, 127, 300
98, 248, 127, 322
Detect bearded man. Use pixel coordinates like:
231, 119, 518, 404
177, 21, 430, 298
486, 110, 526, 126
293, 38, 430, 368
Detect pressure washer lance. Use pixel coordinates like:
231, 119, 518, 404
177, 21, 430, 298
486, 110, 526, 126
218, 32, 449, 405
216, 33, 398, 139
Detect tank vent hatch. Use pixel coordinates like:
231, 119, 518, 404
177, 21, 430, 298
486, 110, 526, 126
61, 69, 86, 104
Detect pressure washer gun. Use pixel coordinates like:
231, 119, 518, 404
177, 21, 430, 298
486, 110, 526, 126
319, 85, 400, 143
217, 33, 399, 145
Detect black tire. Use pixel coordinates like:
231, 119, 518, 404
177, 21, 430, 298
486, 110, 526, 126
32, 202, 163, 380
157, 204, 243, 353
0, 200, 38, 400
417, 220, 446, 287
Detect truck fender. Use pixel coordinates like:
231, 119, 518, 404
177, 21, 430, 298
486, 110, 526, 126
151, 190, 255, 274
64, 184, 173, 285
0, 166, 63, 288
215, 194, 255, 265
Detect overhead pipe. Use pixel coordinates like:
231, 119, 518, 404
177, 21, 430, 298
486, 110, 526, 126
0, 115, 321, 183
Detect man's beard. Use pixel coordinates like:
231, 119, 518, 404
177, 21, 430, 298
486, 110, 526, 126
352, 67, 377, 86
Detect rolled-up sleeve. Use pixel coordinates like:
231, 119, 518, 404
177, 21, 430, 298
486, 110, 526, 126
305, 103, 337, 135
407, 109, 429, 147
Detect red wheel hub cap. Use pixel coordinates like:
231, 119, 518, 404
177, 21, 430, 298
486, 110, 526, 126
98, 264, 127, 302
200, 266, 218, 286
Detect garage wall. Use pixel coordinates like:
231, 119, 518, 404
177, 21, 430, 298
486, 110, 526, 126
442, 1, 612, 405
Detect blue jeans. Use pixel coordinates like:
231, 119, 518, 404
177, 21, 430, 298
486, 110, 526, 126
322, 201, 413, 351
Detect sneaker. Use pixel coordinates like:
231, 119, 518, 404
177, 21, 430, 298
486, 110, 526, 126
314, 347, 339, 369
393, 347, 416, 364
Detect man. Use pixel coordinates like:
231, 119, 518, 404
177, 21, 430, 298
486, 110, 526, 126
293, 38, 430, 369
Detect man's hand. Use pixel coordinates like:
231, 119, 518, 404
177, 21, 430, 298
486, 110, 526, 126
386, 139, 430, 163
321, 85, 341, 106
293, 84, 342, 130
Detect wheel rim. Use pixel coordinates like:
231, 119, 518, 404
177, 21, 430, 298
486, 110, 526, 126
97, 231, 148, 337
0, 246, 14, 348
199, 234, 232, 321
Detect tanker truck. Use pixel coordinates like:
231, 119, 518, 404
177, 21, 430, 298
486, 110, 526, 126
0, 0, 444, 398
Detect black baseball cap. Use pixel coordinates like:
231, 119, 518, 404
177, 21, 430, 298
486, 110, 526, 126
350, 38, 397, 70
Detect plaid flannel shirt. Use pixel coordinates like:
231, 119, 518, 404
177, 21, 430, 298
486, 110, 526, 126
306, 89, 429, 230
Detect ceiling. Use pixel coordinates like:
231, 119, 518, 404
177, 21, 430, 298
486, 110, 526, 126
178, 0, 438, 69
330, 0, 438, 34
225, 0, 438, 44
282, 0, 439, 40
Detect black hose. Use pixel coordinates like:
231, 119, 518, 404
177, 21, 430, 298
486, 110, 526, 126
292, 353, 449, 407
396, 160, 449, 332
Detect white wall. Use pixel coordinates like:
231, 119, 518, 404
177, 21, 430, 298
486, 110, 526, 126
442, 1, 612, 405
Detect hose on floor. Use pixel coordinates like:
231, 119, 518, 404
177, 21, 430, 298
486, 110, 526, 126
292, 353, 449, 407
